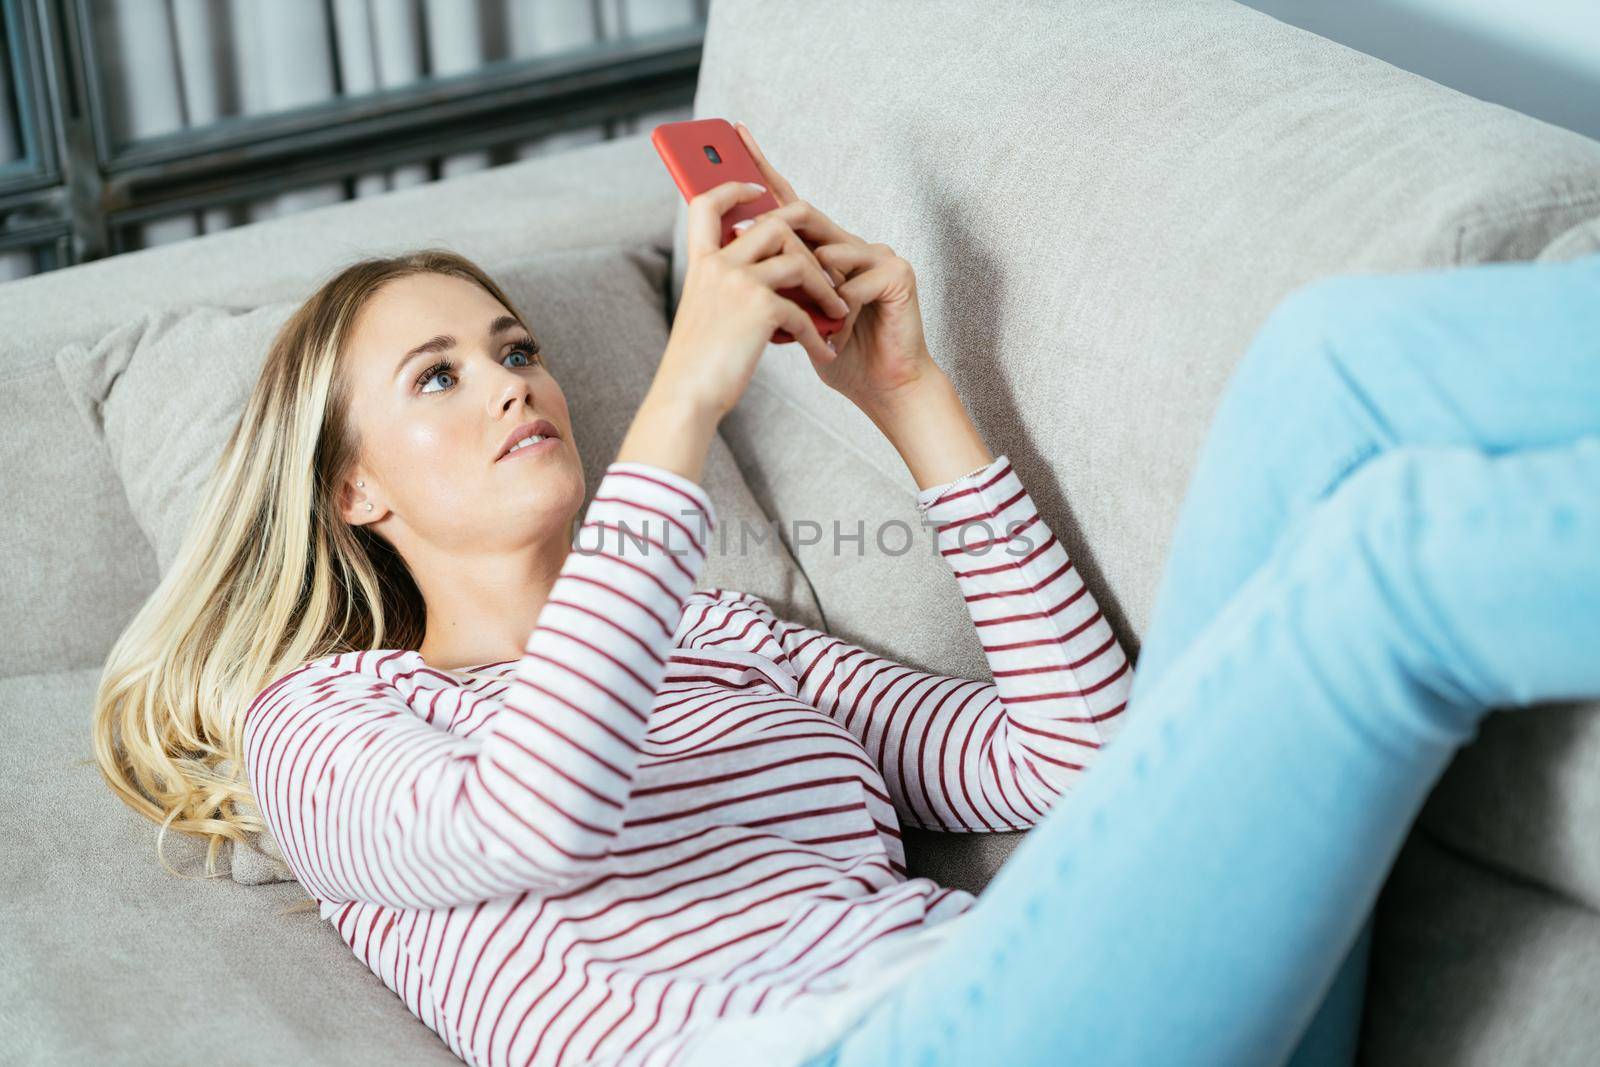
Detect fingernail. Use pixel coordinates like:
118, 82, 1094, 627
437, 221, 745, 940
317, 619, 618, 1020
826, 338, 837, 353
745, 182, 766, 194
732, 219, 754, 233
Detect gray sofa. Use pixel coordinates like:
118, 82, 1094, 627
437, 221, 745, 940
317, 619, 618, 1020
4, 1, 1600, 1063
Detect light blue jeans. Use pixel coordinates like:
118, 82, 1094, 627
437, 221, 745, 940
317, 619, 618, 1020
800, 253, 1600, 1066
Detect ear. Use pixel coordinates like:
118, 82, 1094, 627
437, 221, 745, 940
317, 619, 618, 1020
339, 473, 381, 526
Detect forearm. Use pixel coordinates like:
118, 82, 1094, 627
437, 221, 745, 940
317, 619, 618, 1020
861, 369, 994, 492
765, 453, 1134, 829
917, 456, 1132, 818
615, 379, 721, 485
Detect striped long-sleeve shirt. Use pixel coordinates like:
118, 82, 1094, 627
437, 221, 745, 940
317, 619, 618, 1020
242, 453, 1133, 1067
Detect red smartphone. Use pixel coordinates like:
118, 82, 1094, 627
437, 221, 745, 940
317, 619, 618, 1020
651, 117, 844, 346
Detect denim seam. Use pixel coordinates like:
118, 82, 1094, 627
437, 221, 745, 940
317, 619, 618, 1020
1313, 439, 1384, 506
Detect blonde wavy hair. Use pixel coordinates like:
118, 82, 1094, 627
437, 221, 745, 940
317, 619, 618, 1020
89, 248, 547, 917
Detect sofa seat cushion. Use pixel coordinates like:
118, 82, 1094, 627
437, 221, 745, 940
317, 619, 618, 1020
0, 668, 460, 1064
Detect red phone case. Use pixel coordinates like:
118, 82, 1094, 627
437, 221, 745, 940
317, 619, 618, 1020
651, 117, 844, 346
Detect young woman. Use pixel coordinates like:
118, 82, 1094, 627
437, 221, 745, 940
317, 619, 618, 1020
88, 115, 1599, 1067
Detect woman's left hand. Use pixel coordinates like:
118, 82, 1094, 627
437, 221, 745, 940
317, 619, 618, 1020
735, 122, 942, 419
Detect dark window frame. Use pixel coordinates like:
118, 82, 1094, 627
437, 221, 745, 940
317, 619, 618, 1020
1, 0, 704, 271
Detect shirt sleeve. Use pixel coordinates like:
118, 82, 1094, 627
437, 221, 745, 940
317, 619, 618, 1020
242, 461, 716, 910
766, 453, 1133, 832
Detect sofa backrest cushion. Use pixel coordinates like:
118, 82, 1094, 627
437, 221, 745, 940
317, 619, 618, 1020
675, 0, 1600, 676
1541, 216, 1600, 262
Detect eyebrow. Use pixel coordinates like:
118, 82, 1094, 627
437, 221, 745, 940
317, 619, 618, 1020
395, 314, 527, 380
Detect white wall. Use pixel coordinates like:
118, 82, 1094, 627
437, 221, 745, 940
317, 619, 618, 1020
1241, 0, 1600, 141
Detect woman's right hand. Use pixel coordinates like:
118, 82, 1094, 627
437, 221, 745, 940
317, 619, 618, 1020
655, 179, 851, 422
615, 180, 848, 485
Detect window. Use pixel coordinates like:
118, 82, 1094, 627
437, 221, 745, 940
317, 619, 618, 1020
0, 0, 705, 281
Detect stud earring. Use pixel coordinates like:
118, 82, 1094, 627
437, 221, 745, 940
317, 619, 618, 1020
356, 480, 364, 488
365, 503, 373, 512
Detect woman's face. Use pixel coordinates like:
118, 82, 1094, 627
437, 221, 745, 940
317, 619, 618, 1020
338, 271, 584, 555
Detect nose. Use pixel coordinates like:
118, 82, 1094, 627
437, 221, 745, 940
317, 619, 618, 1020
492, 361, 536, 417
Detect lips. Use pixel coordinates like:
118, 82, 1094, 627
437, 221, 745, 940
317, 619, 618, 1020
496, 418, 560, 461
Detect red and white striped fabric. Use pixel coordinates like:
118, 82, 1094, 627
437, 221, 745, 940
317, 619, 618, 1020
243, 454, 1133, 1067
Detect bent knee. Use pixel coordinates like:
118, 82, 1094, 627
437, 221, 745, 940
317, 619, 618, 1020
1281, 444, 1502, 648
1295, 447, 1427, 558
1284, 440, 1600, 711
1260, 448, 1474, 704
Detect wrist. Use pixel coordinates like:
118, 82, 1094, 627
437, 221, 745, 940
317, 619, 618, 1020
649, 347, 729, 424
858, 364, 952, 430
865, 373, 995, 492
644, 371, 725, 428
615, 384, 721, 484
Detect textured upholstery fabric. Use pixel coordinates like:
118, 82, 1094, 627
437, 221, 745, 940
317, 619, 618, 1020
55, 301, 297, 575
1366, 828, 1600, 1065
0, 668, 462, 1066
677, 0, 1600, 660
1541, 216, 1600, 261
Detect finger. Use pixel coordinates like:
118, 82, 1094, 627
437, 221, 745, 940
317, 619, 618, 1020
748, 248, 851, 320
813, 243, 886, 300
813, 241, 891, 279
745, 252, 851, 323
832, 247, 911, 296
771, 292, 837, 365
721, 215, 794, 265
687, 179, 768, 260
805, 338, 841, 375
749, 200, 865, 257
811, 246, 859, 290
726, 217, 838, 302
781, 230, 852, 319
735, 122, 799, 206
834, 260, 909, 312
730, 217, 848, 292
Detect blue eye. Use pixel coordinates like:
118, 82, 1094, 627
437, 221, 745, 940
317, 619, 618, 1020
416, 339, 542, 395
416, 358, 457, 394
504, 341, 541, 369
